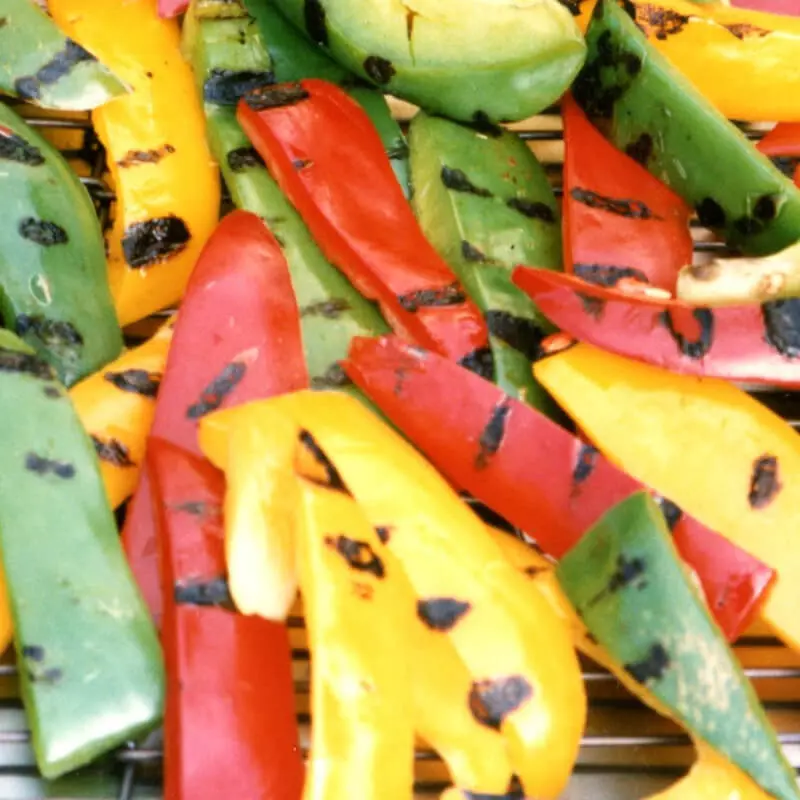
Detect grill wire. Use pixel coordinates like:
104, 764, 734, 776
2, 107, 798, 799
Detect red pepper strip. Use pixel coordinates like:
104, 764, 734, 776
757, 124, 800, 187
148, 439, 304, 800
123, 209, 309, 623
157, 0, 188, 18
512, 267, 800, 388
237, 79, 490, 371
731, 0, 800, 15
562, 94, 692, 292
343, 335, 776, 642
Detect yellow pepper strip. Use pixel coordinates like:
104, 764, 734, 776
70, 316, 174, 509
574, 0, 800, 121
534, 343, 800, 652
294, 469, 415, 800
48, 0, 220, 326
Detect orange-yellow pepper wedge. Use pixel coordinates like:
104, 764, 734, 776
48, 0, 220, 326
573, 0, 800, 121
534, 342, 800, 653
70, 316, 174, 509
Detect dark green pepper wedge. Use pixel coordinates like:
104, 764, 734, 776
573, 0, 800, 256
0, 0, 128, 110
556, 491, 800, 800
0, 102, 123, 386
408, 111, 561, 414
186, 11, 390, 393
0, 330, 163, 779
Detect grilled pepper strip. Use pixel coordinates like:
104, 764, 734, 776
561, 93, 692, 292
0, 330, 163, 778
0, 0, 128, 110
70, 316, 174, 509
558, 492, 799, 800
148, 440, 304, 800
49, 0, 220, 327
533, 341, 800, 654
757, 124, 800, 187
237, 79, 491, 371
574, 0, 800, 256
0, 104, 123, 386
407, 111, 561, 411
513, 266, 800, 388
343, 335, 775, 642
123, 210, 308, 622
158, 0, 189, 16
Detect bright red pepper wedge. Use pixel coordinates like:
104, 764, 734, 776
157, 0, 188, 18
237, 79, 491, 374
149, 439, 304, 800
343, 335, 776, 642
512, 267, 800, 388
123, 210, 309, 622
757, 124, 800, 187
562, 94, 693, 292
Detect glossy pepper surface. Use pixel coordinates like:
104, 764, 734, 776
574, 0, 800, 256
70, 316, 174, 510
561, 93, 692, 292
0, 329, 163, 778
148, 440, 304, 800
343, 335, 775, 642
49, 0, 220, 327
513, 266, 800, 388
534, 341, 800, 654
757, 123, 800, 187
158, 0, 189, 16
0, 103, 123, 386
237, 79, 491, 373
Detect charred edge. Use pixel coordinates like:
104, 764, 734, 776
695, 198, 726, 229
0, 132, 44, 166
122, 215, 190, 268
203, 69, 276, 106
748, 454, 781, 509
578, 293, 606, 320
116, 144, 176, 168
299, 430, 351, 494
91, 435, 135, 468
325, 535, 385, 579
441, 166, 493, 198
573, 263, 649, 288
243, 82, 310, 111
723, 22, 771, 40
587, 554, 647, 608
625, 133, 653, 166
523, 565, 546, 578
375, 525, 392, 544
624, 642, 671, 684
310, 363, 352, 390
186, 362, 247, 419
300, 298, 351, 318
505, 197, 555, 223
103, 368, 161, 398
398, 281, 467, 312
659, 308, 714, 359
363, 55, 395, 85
572, 442, 598, 484
226, 146, 265, 172
14, 39, 94, 101
417, 598, 472, 632
654, 496, 682, 531
170, 500, 222, 518
16, 315, 83, 348
476, 399, 512, 470
462, 240, 488, 262
21, 645, 45, 662
763, 298, 800, 359
174, 576, 236, 611
19, 217, 68, 246
25, 452, 75, 479
485, 310, 547, 362
0, 348, 54, 381
304, 0, 328, 46
635, 5, 689, 39
773, 156, 800, 180
468, 676, 533, 730
459, 347, 495, 382
570, 187, 656, 220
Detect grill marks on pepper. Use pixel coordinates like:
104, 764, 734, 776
571, 187, 658, 220
122, 215, 190, 268
459, 347, 495, 381
324, 535, 385, 579
588, 554, 647, 608
14, 39, 95, 101
104, 368, 161, 398
748, 454, 781, 509
398, 281, 467, 312
310, 363, 352, 390
91, 435, 135, 469
462, 240, 488, 262
625, 643, 671, 684
654, 495, 682, 532
441, 166, 493, 198
203, 69, 276, 106
468, 676, 533, 729
16, 315, 83, 351
634, 5, 689, 39
25, 452, 75, 479
299, 430, 351, 494
476, 399, 512, 469
186, 362, 247, 419
417, 598, 472, 632
116, 144, 175, 168
243, 82, 310, 111
507, 198, 556, 223
0, 129, 44, 166
659, 308, 714, 359
174, 576, 236, 612
19, 218, 68, 246
226, 146, 265, 172
723, 22, 771, 40
363, 56, 396, 85
574, 263, 649, 288
573, 443, 598, 485
485, 310, 547, 362
0, 348, 54, 381
763, 298, 800, 358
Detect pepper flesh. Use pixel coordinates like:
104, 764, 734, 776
343, 335, 775, 642
237, 79, 491, 371
533, 340, 800, 654
757, 123, 800, 187
158, 0, 189, 16
148, 439, 304, 800
49, 0, 221, 327
561, 93, 692, 292
513, 266, 800, 388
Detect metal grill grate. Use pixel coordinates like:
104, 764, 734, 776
2, 106, 798, 799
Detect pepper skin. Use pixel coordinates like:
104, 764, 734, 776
158, 0, 189, 16
573, 0, 800, 256
237, 79, 491, 372
49, 0, 220, 327
70, 316, 174, 510
343, 335, 775, 642
123, 210, 308, 623
561, 93, 692, 292
148, 440, 304, 800
757, 123, 800, 187
0, 330, 163, 778
533, 341, 800, 654
513, 266, 800, 388
0, 0, 127, 110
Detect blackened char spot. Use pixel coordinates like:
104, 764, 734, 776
459, 347, 495, 381
174, 576, 236, 611
507, 197, 556, 223
310, 362, 352, 389
573, 442, 598, 484
468, 112, 504, 138
659, 308, 714, 359
476, 399, 512, 469
0, 348, 54, 380
304, 0, 328, 46
485, 310, 547, 362
292, 158, 312, 169
462, 240, 488, 262
243, 83, 309, 111
763, 298, 800, 358
574, 263, 649, 287
122, 215, 190, 268
324, 535, 385, 578
635, 5, 689, 39
25, 452, 75, 479
724, 22, 771, 40
22, 645, 45, 662
733, 215, 765, 237
625, 133, 653, 166
116, 145, 176, 168
462, 495, 516, 532
226, 146, 265, 172
16, 315, 83, 349
14, 39, 95, 101
440, 166, 493, 198
43, 386, 61, 398
578, 293, 606, 319
301, 298, 351, 318
748, 454, 781, 509
570, 187, 656, 220
754, 194, 778, 221
468, 676, 533, 729
19, 218, 68, 246
363, 55, 395, 85
186, 362, 246, 419
104, 368, 161, 397
91, 435, 135, 468
398, 281, 467, 312
625, 643, 671, 684
26, 667, 63, 684
417, 598, 472, 631
299, 430, 351, 494
375, 526, 392, 544
588, 554, 647, 608
203, 69, 276, 106
653, 495, 682, 531
0, 131, 44, 166
695, 198, 726, 229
